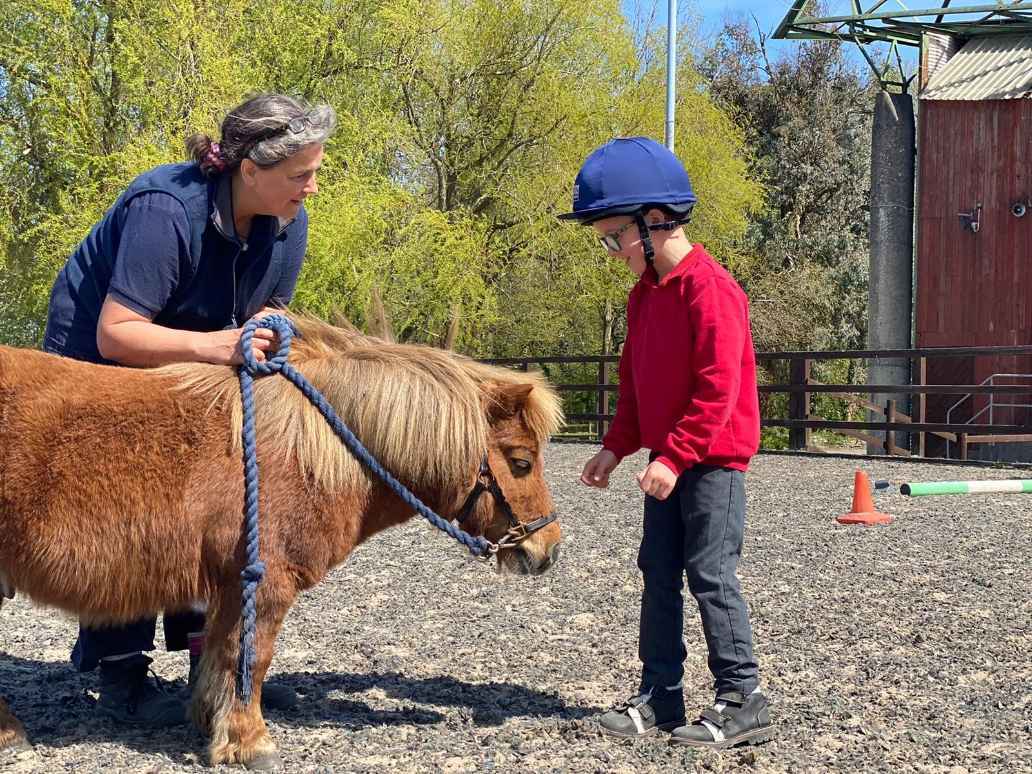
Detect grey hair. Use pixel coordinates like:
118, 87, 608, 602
186, 93, 336, 176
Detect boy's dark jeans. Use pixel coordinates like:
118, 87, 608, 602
637, 462, 758, 696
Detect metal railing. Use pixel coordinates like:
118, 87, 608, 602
946, 373, 1032, 457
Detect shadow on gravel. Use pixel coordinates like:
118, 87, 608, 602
2, 657, 601, 763
0, 655, 205, 765
269, 670, 602, 728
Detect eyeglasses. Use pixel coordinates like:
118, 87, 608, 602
252, 114, 310, 145
597, 215, 694, 252
598, 220, 637, 252
284, 115, 309, 134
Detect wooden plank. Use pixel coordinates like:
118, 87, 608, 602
566, 413, 615, 422
805, 419, 911, 456
758, 384, 1032, 395
963, 434, 1032, 444
755, 345, 1032, 361
486, 345, 1032, 368
763, 419, 1024, 434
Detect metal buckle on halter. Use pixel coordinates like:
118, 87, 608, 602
493, 512, 558, 552
495, 525, 531, 551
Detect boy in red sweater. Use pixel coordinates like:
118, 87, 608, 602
561, 137, 771, 749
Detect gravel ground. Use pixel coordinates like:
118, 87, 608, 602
2, 446, 1030, 773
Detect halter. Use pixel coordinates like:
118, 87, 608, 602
454, 457, 558, 552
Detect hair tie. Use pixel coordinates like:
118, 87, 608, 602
203, 141, 227, 173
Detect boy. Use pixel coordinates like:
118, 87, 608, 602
561, 137, 771, 749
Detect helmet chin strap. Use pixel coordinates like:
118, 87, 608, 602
634, 212, 655, 268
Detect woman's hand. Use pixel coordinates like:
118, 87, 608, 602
202, 326, 278, 365
580, 449, 619, 488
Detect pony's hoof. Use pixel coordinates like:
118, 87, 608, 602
0, 738, 34, 760
244, 751, 282, 771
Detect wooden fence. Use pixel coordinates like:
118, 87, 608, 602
484, 345, 1032, 460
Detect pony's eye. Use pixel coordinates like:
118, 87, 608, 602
509, 458, 532, 476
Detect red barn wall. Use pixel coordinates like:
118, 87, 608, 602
916, 98, 1032, 431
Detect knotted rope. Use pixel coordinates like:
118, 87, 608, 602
235, 314, 493, 703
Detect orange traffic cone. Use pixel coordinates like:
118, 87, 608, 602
837, 470, 892, 526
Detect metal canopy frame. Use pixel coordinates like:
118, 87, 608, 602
773, 2, 1032, 90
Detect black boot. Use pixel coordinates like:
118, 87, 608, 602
597, 686, 685, 738
97, 654, 186, 727
670, 690, 773, 749
188, 654, 299, 711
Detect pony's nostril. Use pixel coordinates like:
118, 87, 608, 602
549, 544, 561, 565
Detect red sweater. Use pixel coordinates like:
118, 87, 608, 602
602, 244, 760, 475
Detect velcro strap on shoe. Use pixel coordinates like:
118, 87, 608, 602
637, 702, 655, 722
626, 705, 647, 735
715, 691, 745, 708
698, 717, 726, 742
700, 707, 725, 727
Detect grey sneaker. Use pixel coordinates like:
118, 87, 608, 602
188, 654, 299, 711
597, 688, 685, 739
670, 690, 773, 749
97, 655, 187, 727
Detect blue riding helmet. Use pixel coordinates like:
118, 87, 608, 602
558, 136, 697, 224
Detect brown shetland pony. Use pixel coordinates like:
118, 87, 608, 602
0, 317, 563, 769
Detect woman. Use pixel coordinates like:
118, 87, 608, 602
43, 93, 336, 726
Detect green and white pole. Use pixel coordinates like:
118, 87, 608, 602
900, 480, 1032, 497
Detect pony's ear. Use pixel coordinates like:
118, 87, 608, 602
484, 382, 534, 422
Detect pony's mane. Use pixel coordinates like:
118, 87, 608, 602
158, 316, 563, 496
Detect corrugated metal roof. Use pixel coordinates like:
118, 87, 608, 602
920, 32, 961, 91
920, 34, 1032, 100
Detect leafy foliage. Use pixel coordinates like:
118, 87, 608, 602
697, 21, 874, 354
0, 0, 760, 356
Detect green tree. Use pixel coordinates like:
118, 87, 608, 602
1, 0, 762, 361
698, 20, 874, 353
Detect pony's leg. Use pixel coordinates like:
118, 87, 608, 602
0, 602, 30, 753
192, 583, 292, 770
0, 698, 29, 753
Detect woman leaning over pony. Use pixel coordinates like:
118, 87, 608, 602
42, 93, 336, 727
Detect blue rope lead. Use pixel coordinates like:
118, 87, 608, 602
235, 317, 293, 704
235, 315, 492, 703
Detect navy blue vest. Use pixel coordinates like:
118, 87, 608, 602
43, 163, 307, 363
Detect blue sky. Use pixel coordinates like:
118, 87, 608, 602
678, 0, 798, 36
622, 0, 803, 53
622, 1, 918, 75
683, 0, 803, 59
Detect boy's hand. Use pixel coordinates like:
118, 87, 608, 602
637, 460, 678, 500
580, 449, 619, 488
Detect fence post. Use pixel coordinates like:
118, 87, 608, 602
788, 358, 812, 450
885, 399, 898, 455
917, 356, 927, 457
